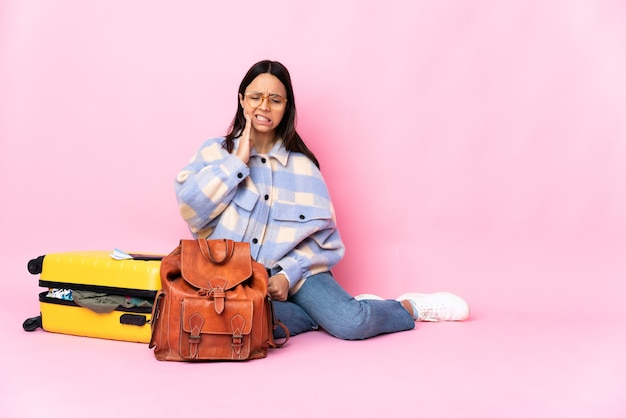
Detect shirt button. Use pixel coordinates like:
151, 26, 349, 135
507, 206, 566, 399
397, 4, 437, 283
299, 215, 305, 220
261, 158, 267, 163
264, 194, 269, 200
252, 238, 258, 244
237, 173, 243, 178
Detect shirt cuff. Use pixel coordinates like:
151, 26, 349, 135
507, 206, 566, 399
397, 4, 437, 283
278, 258, 303, 289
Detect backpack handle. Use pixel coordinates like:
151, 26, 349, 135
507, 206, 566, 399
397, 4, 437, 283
198, 239, 235, 265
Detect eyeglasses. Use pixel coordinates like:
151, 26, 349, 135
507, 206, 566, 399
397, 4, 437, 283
244, 92, 288, 109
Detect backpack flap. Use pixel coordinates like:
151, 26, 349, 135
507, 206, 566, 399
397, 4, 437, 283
180, 297, 254, 360
179, 239, 252, 291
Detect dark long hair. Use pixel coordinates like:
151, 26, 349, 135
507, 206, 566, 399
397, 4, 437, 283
223, 60, 320, 168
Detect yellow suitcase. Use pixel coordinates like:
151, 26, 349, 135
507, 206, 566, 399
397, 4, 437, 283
23, 251, 162, 343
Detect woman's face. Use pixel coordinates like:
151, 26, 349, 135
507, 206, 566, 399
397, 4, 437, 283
239, 73, 288, 137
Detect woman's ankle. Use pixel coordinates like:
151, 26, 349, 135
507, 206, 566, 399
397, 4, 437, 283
400, 299, 416, 320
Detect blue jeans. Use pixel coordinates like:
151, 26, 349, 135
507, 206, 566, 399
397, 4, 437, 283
272, 272, 415, 340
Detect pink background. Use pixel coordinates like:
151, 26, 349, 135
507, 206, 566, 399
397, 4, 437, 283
1, 1, 625, 417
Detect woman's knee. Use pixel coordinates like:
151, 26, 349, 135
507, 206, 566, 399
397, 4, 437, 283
272, 300, 318, 337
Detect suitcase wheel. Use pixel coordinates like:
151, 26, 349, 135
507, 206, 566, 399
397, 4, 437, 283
27, 256, 45, 275
23, 315, 43, 332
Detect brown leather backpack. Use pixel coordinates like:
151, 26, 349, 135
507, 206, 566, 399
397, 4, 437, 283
149, 239, 288, 361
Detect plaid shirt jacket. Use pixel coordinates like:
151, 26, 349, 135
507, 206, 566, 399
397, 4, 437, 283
175, 137, 345, 291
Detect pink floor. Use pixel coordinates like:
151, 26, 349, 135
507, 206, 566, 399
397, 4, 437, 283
2, 251, 625, 418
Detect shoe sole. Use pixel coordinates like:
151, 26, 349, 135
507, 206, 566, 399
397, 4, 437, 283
397, 292, 470, 321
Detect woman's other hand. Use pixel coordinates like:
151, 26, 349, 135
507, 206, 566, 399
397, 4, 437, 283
268, 274, 289, 301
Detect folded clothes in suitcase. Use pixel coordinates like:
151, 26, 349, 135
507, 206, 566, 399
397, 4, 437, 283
23, 251, 163, 343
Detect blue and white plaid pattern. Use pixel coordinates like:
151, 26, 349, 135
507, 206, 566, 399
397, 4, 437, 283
175, 137, 345, 288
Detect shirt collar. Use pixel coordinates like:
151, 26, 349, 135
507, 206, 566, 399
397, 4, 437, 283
250, 138, 290, 167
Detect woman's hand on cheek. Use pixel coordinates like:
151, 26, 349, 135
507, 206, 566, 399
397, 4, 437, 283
236, 113, 253, 164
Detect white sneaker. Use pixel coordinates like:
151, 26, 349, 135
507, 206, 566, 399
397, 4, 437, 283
354, 294, 384, 301
397, 292, 469, 322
